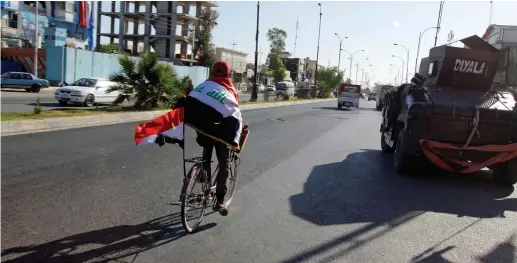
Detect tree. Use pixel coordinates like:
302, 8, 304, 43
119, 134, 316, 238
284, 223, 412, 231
194, 8, 219, 67
269, 55, 287, 82
317, 66, 345, 98
107, 51, 190, 110
266, 27, 288, 83
266, 28, 287, 55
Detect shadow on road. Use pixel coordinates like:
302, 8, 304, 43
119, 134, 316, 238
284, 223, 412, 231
284, 149, 517, 263
1, 212, 216, 263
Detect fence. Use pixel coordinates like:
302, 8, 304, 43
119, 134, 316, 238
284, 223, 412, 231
493, 46, 517, 93
44, 46, 209, 87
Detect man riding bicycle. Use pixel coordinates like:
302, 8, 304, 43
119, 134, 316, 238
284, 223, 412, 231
188, 61, 244, 216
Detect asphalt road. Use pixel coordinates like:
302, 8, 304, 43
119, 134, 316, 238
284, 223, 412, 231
2, 100, 517, 263
0, 90, 258, 112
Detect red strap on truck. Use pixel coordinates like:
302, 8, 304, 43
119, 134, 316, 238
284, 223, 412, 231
419, 139, 517, 174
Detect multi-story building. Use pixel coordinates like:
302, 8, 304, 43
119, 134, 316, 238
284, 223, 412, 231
482, 24, 517, 90
97, 1, 217, 65
215, 47, 247, 83
1, 1, 91, 48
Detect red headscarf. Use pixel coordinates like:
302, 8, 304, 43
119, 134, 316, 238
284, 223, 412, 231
210, 61, 239, 102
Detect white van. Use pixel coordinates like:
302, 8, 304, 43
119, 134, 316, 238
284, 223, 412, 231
275, 81, 295, 96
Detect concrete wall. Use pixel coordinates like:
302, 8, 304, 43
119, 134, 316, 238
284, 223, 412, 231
45, 46, 209, 86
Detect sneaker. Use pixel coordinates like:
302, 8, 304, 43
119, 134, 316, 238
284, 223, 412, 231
213, 203, 229, 216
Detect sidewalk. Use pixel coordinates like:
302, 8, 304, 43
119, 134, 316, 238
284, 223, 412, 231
1, 98, 332, 136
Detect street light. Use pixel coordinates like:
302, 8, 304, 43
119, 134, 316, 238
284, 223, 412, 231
392, 55, 404, 84
390, 64, 400, 85
394, 43, 409, 82
344, 49, 365, 83
414, 26, 438, 74
334, 33, 347, 70
314, 3, 322, 87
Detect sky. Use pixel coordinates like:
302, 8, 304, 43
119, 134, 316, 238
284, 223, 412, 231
211, 0, 517, 84
99, 1, 517, 85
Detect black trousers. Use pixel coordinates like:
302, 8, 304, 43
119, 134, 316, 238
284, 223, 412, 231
201, 140, 230, 204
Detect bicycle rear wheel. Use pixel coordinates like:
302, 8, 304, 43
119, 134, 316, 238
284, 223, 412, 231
224, 154, 239, 207
181, 163, 209, 233
210, 154, 238, 208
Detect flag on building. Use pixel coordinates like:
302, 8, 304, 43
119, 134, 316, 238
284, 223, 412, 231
88, 1, 95, 51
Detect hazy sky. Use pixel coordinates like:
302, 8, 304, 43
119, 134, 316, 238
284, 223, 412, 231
100, 1, 517, 84
212, 1, 516, 84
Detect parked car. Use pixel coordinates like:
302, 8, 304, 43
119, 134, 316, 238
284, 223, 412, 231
55, 78, 119, 107
266, 85, 276, 93
0, 72, 50, 93
275, 81, 295, 96
368, 92, 377, 101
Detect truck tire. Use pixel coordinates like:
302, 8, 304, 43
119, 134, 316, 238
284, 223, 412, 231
393, 128, 420, 175
381, 131, 394, 153
492, 159, 517, 185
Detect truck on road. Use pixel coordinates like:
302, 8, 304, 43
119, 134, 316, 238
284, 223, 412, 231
380, 35, 517, 185
337, 83, 361, 109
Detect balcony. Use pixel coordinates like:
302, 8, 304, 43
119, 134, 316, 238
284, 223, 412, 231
53, 8, 76, 23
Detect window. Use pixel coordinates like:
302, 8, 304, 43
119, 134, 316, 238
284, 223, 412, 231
11, 73, 22, 79
1, 73, 12, 78
22, 73, 33, 80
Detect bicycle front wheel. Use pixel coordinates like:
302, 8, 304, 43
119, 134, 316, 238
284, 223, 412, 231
181, 163, 209, 233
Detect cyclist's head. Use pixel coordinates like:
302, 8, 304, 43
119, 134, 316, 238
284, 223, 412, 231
212, 61, 231, 78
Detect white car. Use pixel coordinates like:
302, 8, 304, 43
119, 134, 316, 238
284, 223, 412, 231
55, 78, 119, 107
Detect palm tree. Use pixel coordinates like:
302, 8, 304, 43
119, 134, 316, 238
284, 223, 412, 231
107, 51, 191, 110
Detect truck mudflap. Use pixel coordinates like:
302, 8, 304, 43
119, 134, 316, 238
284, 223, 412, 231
419, 139, 517, 174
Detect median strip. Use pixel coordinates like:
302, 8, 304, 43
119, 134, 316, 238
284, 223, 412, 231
1, 98, 332, 136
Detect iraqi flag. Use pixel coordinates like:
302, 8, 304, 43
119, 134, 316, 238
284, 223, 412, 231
135, 107, 184, 147
134, 80, 243, 149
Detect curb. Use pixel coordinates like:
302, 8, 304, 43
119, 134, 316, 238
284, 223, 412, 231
1, 99, 332, 136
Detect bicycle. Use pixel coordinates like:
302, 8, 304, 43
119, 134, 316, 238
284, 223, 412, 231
179, 124, 248, 233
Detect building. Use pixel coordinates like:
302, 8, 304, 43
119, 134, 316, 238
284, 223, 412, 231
97, 1, 217, 65
1, 1, 92, 49
482, 24, 517, 90
215, 47, 247, 83
280, 57, 305, 82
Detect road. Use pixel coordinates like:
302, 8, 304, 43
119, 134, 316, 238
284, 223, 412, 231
0, 90, 257, 112
2, 100, 517, 263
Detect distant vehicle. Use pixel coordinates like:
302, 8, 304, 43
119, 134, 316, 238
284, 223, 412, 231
375, 85, 395, 111
337, 83, 361, 109
368, 92, 377, 101
0, 72, 50, 93
55, 78, 119, 107
275, 81, 295, 96
266, 85, 276, 93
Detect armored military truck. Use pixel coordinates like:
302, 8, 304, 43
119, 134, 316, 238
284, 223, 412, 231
380, 35, 517, 185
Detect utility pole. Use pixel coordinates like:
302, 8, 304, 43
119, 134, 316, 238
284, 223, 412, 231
489, 1, 493, 26
190, 25, 195, 66
355, 63, 359, 85
251, 1, 259, 102
230, 41, 237, 80
314, 3, 322, 87
434, 1, 444, 47
34, 0, 39, 78
294, 16, 299, 57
